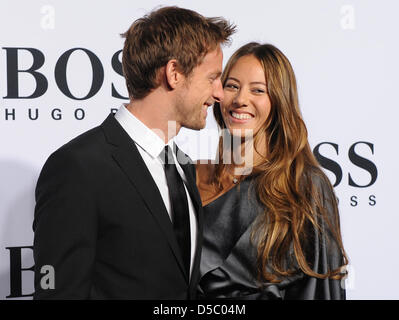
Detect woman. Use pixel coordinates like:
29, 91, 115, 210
196, 42, 348, 300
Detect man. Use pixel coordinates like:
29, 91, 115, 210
33, 6, 235, 299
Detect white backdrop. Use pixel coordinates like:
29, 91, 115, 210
0, 0, 397, 300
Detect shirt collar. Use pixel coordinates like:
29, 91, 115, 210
114, 104, 174, 159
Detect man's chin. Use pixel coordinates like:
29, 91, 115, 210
182, 119, 206, 131
185, 124, 205, 131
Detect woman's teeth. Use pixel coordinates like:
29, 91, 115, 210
231, 111, 253, 120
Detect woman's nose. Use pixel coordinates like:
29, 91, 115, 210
233, 89, 249, 107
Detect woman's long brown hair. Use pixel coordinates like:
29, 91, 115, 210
213, 42, 348, 283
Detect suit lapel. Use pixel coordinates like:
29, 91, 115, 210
176, 147, 202, 212
101, 114, 188, 282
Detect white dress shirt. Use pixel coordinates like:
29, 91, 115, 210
114, 104, 197, 278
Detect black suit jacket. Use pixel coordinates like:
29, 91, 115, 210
33, 113, 203, 299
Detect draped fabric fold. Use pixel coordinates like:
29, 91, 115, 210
198, 175, 345, 300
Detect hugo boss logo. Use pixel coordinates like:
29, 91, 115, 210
1, 47, 127, 100
313, 141, 377, 207
0, 47, 128, 121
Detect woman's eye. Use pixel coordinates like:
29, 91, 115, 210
252, 88, 265, 94
225, 83, 238, 90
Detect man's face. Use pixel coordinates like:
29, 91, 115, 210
175, 46, 224, 130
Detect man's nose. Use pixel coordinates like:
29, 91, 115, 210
213, 79, 224, 103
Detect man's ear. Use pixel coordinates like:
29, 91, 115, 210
165, 59, 184, 89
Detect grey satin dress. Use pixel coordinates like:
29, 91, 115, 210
198, 174, 346, 300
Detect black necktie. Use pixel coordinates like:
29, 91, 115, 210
163, 145, 191, 277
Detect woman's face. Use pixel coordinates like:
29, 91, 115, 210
220, 54, 271, 137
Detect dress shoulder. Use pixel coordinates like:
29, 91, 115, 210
306, 167, 339, 221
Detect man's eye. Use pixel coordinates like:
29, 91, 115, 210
209, 77, 218, 83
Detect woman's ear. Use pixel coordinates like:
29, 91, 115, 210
165, 59, 183, 89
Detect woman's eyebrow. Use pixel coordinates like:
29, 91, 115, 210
226, 77, 266, 86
